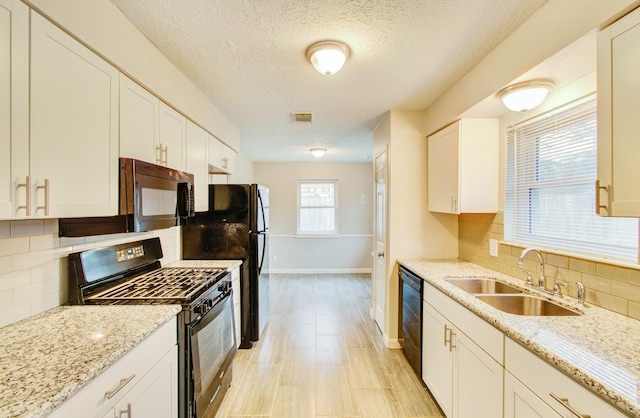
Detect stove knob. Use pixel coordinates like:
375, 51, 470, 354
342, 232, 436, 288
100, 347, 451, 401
218, 281, 231, 292
194, 299, 211, 315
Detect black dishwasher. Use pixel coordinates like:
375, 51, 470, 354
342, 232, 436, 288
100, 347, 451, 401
399, 266, 423, 378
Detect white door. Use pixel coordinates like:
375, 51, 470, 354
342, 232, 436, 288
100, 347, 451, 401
0, 0, 28, 219
423, 302, 453, 418
374, 149, 387, 332
120, 73, 159, 164
30, 11, 119, 218
159, 103, 186, 170
186, 121, 210, 211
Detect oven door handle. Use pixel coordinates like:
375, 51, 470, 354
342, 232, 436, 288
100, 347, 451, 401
189, 290, 232, 329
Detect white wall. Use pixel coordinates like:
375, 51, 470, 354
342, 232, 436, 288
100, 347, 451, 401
254, 162, 373, 273
0, 221, 181, 328
25, 0, 240, 150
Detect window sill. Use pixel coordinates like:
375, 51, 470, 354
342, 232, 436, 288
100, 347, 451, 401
500, 240, 639, 269
295, 233, 340, 239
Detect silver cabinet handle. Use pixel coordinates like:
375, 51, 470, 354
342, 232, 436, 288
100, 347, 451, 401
119, 402, 132, 417
222, 156, 228, 169
444, 324, 455, 351
156, 144, 168, 165
36, 179, 50, 216
377, 252, 384, 257
549, 393, 591, 418
17, 176, 32, 216
105, 374, 136, 400
595, 180, 611, 215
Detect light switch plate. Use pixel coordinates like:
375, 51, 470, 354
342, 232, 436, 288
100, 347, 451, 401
489, 239, 498, 257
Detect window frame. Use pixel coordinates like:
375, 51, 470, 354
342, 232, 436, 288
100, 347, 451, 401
296, 179, 339, 236
504, 95, 639, 263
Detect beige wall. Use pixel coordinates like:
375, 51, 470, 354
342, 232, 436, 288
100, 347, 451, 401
254, 162, 373, 272
25, 0, 240, 150
0, 221, 181, 328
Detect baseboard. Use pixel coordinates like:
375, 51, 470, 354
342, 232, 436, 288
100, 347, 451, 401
384, 335, 402, 349
269, 268, 372, 274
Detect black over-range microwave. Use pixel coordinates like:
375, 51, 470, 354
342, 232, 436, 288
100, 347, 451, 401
59, 158, 195, 237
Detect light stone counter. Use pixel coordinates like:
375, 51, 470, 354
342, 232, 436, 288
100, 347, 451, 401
165, 259, 242, 270
0, 305, 181, 418
399, 258, 640, 417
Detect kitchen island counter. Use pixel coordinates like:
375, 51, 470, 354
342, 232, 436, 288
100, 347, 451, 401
0, 305, 181, 418
399, 258, 640, 417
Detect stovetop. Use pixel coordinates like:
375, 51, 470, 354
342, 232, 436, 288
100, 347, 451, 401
85, 267, 227, 303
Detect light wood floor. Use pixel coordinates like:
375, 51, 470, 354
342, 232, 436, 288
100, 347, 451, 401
215, 273, 444, 418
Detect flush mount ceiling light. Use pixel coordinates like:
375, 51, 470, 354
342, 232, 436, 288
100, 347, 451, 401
306, 40, 351, 76
497, 80, 555, 112
310, 148, 327, 157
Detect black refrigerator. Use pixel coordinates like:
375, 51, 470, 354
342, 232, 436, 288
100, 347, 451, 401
182, 184, 269, 349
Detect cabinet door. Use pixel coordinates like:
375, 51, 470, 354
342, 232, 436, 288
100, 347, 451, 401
186, 121, 209, 211
423, 301, 453, 417
208, 134, 223, 170
159, 103, 186, 170
114, 346, 178, 418
597, 8, 640, 216
221, 144, 235, 174
120, 74, 159, 164
504, 371, 560, 418
453, 330, 503, 418
428, 122, 459, 214
30, 11, 119, 218
0, 0, 28, 219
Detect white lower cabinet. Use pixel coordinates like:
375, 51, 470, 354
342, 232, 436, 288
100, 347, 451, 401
505, 338, 628, 418
422, 283, 503, 418
49, 317, 177, 418
504, 371, 561, 418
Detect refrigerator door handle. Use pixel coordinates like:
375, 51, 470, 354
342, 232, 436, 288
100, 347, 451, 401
257, 233, 267, 276
257, 189, 267, 233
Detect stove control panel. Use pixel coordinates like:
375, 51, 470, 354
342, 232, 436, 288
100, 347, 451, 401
115, 245, 145, 262
217, 281, 232, 293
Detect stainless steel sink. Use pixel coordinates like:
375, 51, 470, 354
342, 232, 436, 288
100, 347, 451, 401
444, 278, 523, 294
475, 294, 581, 316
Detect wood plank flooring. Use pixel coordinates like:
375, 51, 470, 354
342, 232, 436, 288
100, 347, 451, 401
215, 273, 444, 418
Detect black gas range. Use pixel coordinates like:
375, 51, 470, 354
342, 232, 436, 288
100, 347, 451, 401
67, 237, 236, 418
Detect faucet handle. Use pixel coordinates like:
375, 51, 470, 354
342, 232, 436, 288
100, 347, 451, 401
525, 271, 533, 285
554, 280, 567, 298
577, 282, 585, 305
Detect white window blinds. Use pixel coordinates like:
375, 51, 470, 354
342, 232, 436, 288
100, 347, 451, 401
298, 180, 338, 234
505, 96, 638, 261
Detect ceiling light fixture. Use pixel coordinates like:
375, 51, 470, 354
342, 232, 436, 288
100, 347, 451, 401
306, 40, 351, 76
310, 148, 327, 158
496, 79, 555, 112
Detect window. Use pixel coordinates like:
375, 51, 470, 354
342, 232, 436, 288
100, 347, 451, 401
297, 180, 338, 234
505, 96, 638, 261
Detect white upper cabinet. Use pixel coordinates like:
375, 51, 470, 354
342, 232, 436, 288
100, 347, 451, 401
0, 0, 28, 219
208, 134, 235, 175
120, 74, 187, 170
186, 121, 209, 211
597, 6, 640, 217
120, 74, 160, 164
428, 119, 499, 214
29, 11, 119, 218
159, 103, 186, 170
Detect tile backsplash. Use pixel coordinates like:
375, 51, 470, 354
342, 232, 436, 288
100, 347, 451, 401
0, 219, 181, 328
459, 212, 640, 320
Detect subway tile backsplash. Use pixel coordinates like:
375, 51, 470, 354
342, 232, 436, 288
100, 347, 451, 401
459, 212, 640, 320
0, 219, 181, 329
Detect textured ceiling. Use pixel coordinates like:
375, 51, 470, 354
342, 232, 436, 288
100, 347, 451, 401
108, 0, 549, 162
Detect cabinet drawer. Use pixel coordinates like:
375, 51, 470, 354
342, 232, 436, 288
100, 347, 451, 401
424, 282, 503, 364
49, 317, 177, 417
505, 337, 628, 418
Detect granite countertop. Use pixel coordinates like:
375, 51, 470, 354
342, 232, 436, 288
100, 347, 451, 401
399, 258, 640, 417
165, 259, 242, 270
0, 305, 181, 418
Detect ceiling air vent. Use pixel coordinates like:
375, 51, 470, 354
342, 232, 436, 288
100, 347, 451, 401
291, 112, 313, 124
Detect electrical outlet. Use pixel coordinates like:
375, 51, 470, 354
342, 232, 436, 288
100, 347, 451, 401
489, 239, 499, 257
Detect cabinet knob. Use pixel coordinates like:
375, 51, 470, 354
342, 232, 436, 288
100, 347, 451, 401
377, 252, 384, 257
